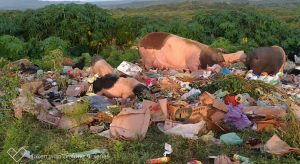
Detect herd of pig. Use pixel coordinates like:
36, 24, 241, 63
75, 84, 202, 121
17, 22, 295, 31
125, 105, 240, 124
90, 32, 287, 100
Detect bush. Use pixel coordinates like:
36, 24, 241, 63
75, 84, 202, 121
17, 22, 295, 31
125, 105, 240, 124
210, 37, 239, 53
34, 49, 64, 71
0, 57, 9, 68
101, 46, 140, 67
0, 35, 27, 60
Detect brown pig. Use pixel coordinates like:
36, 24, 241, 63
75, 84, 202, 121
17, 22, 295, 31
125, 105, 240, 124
93, 74, 149, 100
246, 46, 286, 75
138, 32, 225, 71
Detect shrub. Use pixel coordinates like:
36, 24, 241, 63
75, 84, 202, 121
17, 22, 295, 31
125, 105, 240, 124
0, 35, 27, 60
210, 37, 239, 53
34, 49, 64, 71
101, 46, 140, 67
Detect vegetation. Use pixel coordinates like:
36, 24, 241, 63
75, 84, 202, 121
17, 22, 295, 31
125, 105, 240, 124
0, 3, 299, 66
0, 2, 300, 163
203, 74, 275, 99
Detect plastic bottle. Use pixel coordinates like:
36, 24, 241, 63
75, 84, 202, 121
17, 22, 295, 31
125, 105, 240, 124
146, 157, 171, 164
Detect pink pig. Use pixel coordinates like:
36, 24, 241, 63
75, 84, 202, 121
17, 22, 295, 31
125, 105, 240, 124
138, 32, 225, 71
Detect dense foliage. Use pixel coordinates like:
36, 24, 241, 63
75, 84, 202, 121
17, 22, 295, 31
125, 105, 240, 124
0, 3, 299, 66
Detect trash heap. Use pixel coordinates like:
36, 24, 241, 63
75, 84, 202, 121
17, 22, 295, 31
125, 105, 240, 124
2, 57, 300, 163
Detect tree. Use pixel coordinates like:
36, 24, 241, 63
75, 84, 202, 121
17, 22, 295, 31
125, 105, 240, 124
0, 35, 27, 60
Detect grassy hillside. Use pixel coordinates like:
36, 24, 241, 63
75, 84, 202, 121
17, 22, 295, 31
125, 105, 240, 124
112, 1, 300, 28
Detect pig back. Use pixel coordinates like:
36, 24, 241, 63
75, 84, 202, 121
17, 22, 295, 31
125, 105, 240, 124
246, 47, 285, 74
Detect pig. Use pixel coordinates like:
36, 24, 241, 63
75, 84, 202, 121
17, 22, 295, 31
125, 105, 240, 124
222, 51, 247, 65
138, 32, 225, 71
246, 46, 286, 75
90, 56, 114, 77
93, 74, 149, 100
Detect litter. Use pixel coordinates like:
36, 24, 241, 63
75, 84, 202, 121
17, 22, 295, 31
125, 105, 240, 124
264, 134, 300, 156
214, 155, 232, 164
110, 107, 150, 140
117, 61, 142, 77
181, 88, 201, 100
187, 160, 202, 164
224, 104, 252, 130
220, 132, 243, 145
146, 157, 171, 164
157, 120, 206, 139
86, 95, 112, 113
163, 143, 173, 157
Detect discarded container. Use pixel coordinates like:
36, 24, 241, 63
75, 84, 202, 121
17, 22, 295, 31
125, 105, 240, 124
187, 160, 202, 164
117, 61, 142, 77
232, 154, 251, 163
146, 157, 170, 164
220, 132, 243, 145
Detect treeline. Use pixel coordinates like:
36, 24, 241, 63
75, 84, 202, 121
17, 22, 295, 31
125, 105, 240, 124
0, 3, 299, 68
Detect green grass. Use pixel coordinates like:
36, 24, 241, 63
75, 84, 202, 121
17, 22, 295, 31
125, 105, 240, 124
0, 110, 299, 163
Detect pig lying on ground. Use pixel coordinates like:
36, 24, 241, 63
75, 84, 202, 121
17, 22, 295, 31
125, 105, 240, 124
138, 32, 225, 71
93, 74, 149, 100
90, 56, 114, 77
246, 46, 286, 75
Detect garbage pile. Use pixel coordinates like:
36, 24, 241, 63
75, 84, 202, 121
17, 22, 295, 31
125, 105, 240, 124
2, 54, 300, 163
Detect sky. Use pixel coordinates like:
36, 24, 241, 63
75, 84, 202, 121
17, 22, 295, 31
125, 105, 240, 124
39, 0, 123, 1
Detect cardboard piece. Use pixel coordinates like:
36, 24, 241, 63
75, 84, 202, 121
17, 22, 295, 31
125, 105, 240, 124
167, 103, 209, 123
256, 119, 278, 132
211, 111, 225, 123
243, 106, 286, 119
199, 91, 216, 105
212, 100, 229, 112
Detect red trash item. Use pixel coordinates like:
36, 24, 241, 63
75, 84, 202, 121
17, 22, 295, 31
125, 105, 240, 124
224, 96, 238, 106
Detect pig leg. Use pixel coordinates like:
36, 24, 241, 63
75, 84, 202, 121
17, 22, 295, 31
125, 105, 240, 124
186, 57, 199, 71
